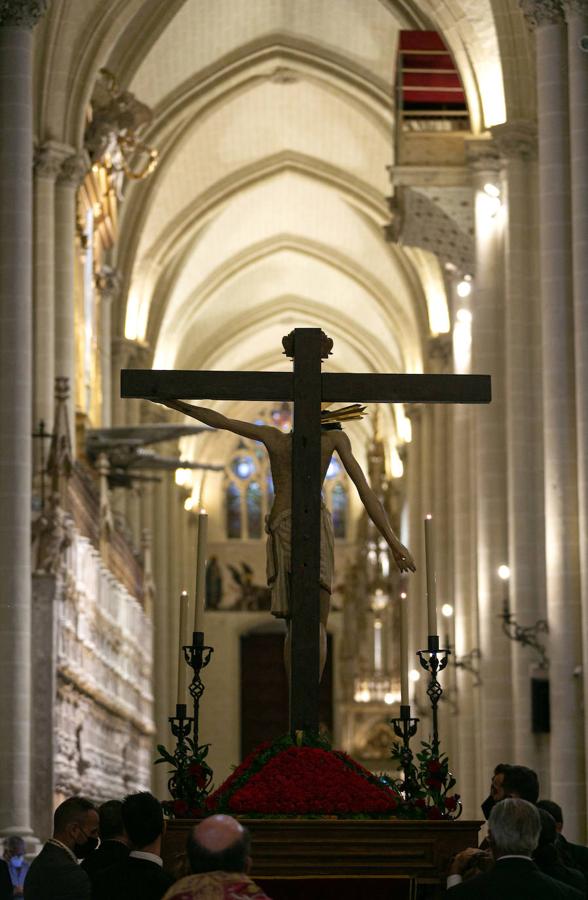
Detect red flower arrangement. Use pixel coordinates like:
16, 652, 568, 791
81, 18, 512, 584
207, 733, 401, 818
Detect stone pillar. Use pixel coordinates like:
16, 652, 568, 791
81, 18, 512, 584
565, 0, 588, 825
0, 0, 48, 840
167, 473, 181, 711
95, 267, 120, 428
520, 0, 585, 837
32, 142, 69, 432
55, 151, 87, 452
467, 140, 513, 780
492, 120, 549, 782
406, 406, 424, 689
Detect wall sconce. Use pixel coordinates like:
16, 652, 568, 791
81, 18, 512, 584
498, 564, 549, 668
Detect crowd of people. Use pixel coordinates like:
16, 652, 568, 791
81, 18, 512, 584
1, 762, 586, 899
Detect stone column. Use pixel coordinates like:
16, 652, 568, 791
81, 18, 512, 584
467, 140, 513, 780
520, 0, 585, 837
0, 0, 48, 840
492, 121, 549, 782
32, 142, 69, 432
406, 406, 424, 685
95, 267, 120, 428
167, 473, 181, 712
55, 151, 87, 452
565, 0, 588, 824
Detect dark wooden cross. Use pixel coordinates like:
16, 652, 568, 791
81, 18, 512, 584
121, 328, 490, 734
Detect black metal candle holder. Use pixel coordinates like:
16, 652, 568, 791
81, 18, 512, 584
390, 704, 419, 798
167, 703, 194, 796
416, 635, 450, 755
182, 631, 214, 748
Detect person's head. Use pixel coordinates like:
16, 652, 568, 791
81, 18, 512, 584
488, 798, 541, 859
121, 792, 164, 852
502, 766, 540, 803
490, 763, 512, 802
53, 797, 99, 858
187, 815, 251, 875
98, 800, 128, 843
4, 836, 25, 861
536, 799, 563, 833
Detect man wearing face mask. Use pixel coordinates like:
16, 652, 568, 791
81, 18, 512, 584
24, 797, 99, 899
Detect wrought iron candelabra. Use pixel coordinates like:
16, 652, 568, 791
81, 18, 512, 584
182, 630, 214, 747
390, 704, 419, 798
416, 635, 450, 755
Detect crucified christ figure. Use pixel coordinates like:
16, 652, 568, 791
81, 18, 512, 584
161, 398, 415, 680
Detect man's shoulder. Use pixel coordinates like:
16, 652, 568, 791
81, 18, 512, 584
449, 862, 584, 899
24, 846, 90, 899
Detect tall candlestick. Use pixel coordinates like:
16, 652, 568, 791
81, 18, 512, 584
176, 590, 188, 705
400, 591, 409, 706
194, 509, 208, 631
424, 514, 437, 635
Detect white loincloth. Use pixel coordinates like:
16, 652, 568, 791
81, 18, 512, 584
265, 505, 335, 619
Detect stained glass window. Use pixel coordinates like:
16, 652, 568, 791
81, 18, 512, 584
332, 483, 347, 539
232, 455, 255, 479
227, 482, 241, 538
246, 482, 262, 538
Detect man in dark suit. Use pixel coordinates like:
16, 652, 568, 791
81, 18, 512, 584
0, 859, 13, 900
537, 799, 588, 881
92, 792, 172, 900
24, 796, 99, 900
447, 798, 583, 899
81, 800, 130, 884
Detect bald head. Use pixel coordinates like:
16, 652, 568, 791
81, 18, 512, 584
187, 815, 251, 874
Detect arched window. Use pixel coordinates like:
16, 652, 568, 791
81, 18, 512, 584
331, 482, 348, 539
226, 482, 242, 539
246, 482, 262, 538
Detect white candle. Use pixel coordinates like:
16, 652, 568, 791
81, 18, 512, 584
424, 514, 437, 636
194, 509, 208, 632
400, 591, 409, 706
176, 590, 188, 706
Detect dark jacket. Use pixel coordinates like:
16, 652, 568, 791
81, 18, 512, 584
448, 856, 584, 899
81, 840, 129, 882
0, 860, 12, 900
91, 854, 173, 900
23, 842, 91, 900
558, 834, 588, 880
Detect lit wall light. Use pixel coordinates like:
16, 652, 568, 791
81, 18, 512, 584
480, 182, 502, 218
184, 497, 194, 512
498, 564, 510, 581
409, 669, 421, 683
456, 277, 472, 298
175, 468, 188, 487
399, 414, 412, 444
441, 603, 454, 618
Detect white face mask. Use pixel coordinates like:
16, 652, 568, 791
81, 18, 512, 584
11, 856, 24, 867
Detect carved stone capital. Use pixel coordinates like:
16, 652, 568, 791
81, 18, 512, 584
466, 139, 500, 174
427, 334, 453, 372
57, 151, 89, 188
0, 0, 48, 28
563, 0, 588, 16
491, 120, 538, 161
95, 266, 121, 304
34, 141, 72, 180
519, 0, 566, 27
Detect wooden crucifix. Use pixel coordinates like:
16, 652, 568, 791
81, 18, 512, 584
121, 328, 490, 734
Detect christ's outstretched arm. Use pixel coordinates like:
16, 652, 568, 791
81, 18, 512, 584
334, 430, 416, 573
159, 399, 279, 446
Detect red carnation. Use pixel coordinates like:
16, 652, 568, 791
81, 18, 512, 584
427, 759, 443, 775
188, 762, 208, 788
427, 805, 443, 820
445, 795, 459, 812
172, 798, 189, 817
